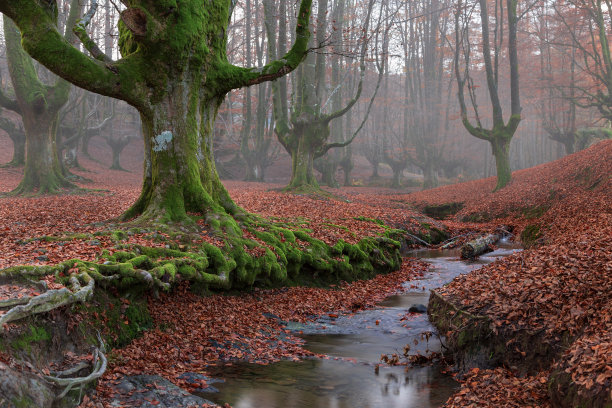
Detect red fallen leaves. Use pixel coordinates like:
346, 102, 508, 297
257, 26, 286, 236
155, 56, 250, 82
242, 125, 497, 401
445, 368, 552, 408
82, 259, 427, 407
404, 141, 612, 407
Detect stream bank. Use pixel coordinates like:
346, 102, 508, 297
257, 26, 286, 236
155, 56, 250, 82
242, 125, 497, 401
198, 244, 521, 408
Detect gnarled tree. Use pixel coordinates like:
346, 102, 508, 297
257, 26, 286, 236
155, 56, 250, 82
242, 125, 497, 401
265, 0, 382, 193
0, 0, 312, 222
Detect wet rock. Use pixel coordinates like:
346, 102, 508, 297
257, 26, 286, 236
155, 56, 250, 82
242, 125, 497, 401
409, 304, 428, 313
35, 255, 49, 262
107, 375, 216, 408
178, 372, 224, 393
0, 362, 55, 408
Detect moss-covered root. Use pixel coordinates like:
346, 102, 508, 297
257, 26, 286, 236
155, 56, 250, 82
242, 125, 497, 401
0, 272, 94, 331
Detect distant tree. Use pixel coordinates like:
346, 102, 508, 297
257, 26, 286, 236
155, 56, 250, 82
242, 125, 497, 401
454, 0, 522, 191
0, 111, 25, 168
265, 0, 380, 193
0, 1, 81, 195
554, 0, 612, 123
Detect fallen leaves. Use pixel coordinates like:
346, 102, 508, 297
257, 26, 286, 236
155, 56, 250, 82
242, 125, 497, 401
408, 141, 612, 407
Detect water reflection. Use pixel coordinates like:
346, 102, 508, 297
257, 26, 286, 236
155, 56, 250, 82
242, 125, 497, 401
203, 244, 522, 408
206, 359, 455, 408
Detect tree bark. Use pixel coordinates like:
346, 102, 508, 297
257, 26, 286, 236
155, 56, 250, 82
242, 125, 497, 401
123, 90, 236, 223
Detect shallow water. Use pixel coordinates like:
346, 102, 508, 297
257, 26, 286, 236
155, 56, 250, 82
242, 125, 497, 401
202, 242, 522, 408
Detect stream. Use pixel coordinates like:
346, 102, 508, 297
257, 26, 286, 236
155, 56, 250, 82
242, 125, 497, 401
201, 241, 522, 408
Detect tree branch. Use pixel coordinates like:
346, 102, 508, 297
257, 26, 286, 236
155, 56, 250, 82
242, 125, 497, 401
73, 0, 113, 63
215, 0, 312, 93
0, 0, 141, 107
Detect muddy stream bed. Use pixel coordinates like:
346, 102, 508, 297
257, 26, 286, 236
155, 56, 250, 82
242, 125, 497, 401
200, 242, 521, 408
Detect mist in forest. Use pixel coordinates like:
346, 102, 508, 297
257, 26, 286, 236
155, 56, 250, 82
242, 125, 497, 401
0, 0, 610, 191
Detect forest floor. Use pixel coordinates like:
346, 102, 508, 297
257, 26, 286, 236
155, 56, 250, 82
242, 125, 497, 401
0, 140, 610, 407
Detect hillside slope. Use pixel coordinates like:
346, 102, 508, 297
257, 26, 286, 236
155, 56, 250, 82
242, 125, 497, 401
409, 141, 611, 408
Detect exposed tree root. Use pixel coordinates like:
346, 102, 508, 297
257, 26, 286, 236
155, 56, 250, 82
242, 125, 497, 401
44, 332, 108, 399
0, 273, 94, 330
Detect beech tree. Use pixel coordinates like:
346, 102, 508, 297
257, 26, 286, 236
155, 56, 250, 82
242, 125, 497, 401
454, 0, 522, 191
265, 0, 383, 193
0, 0, 312, 222
0, 1, 81, 194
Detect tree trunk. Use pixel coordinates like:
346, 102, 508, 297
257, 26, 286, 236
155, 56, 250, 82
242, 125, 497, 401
10, 133, 25, 166
316, 158, 340, 188
12, 113, 71, 194
123, 86, 236, 223
491, 136, 512, 191
461, 231, 502, 259
0, 128, 25, 167
3, 15, 74, 195
563, 138, 575, 155
391, 167, 402, 189
109, 139, 130, 171
422, 159, 439, 190
370, 162, 380, 180
286, 129, 320, 191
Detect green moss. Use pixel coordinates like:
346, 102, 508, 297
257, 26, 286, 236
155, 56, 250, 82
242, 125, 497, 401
520, 205, 549, 219
461, 212, 493, 223
11, 395, 34, 408
77, 290, 153, 349
353, 216, 386, 226
111, 230, 128, 242
521, 225, 542, 248
10, 325, 50, 353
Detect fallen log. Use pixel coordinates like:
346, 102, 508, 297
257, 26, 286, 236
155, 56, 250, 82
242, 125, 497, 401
460, 231, 502, 259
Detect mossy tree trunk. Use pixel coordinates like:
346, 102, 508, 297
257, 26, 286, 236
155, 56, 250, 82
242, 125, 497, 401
3, 15, 76, 195
1, 0, 313, 222
285, 122, 328, 190
491, 135, 512, 191
264, 0, 373, 194
123, 91, 239, 223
